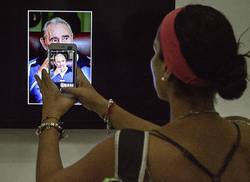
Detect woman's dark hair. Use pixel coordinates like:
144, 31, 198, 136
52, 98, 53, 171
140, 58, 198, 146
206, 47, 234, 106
173, 4, 248, 100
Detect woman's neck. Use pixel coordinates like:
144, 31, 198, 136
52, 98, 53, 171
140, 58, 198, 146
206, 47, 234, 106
168, 93, 216, 123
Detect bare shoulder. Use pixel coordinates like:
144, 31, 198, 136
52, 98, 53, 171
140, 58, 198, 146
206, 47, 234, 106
147, 132, 186, 179
224, 115, 250, 133
225, 115, 250, 133
224, 115, 250, 124
225, 116, 250, 152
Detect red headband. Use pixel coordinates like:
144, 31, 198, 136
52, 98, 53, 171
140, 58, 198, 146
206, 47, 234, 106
160, 8, 210, 86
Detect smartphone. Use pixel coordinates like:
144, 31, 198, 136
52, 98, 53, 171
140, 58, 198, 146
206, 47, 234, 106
48, 43, 77, 90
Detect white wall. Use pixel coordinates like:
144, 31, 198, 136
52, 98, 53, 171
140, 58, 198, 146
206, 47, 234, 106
176, 0, 250, 118
1, 1, 249, 182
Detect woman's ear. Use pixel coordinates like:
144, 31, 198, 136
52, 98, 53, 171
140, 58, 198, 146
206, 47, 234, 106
159, 58, 171, 81
161, 70, 171, 81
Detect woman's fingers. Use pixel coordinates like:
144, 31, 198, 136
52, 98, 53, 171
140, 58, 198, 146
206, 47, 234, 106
61, 87, 81, 97
41, 69, 58, 90
76, 67, 90, 87
35, 74, 42, 88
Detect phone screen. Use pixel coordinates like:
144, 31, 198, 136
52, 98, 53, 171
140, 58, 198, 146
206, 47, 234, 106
48, 49, 76, 90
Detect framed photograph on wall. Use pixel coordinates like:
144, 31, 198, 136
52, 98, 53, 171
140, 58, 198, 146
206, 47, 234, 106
0, 0, 175, 128
27, 10, 92, 105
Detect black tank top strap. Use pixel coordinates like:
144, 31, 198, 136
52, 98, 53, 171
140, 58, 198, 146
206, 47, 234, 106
150, 130, 215, 178
150, 121, 241, 182
214, 122, 241, 178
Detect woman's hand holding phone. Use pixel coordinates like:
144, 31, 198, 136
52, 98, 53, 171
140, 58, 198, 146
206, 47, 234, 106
35, 69, 76, 122
62, 68, 107, 116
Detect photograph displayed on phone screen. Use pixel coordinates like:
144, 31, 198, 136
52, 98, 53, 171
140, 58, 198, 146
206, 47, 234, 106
27, 10, 92, 105
48, 46, 76, 89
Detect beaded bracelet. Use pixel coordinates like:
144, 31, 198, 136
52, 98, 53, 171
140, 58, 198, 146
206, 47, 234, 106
102, 99, 115, 133
35, 122, 66, 140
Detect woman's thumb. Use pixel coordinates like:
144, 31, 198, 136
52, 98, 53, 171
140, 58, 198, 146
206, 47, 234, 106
61, 87, 81, 97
